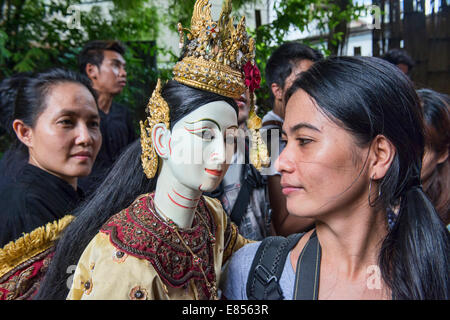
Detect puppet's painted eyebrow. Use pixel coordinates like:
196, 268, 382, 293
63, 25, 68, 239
185, 118, 221, 130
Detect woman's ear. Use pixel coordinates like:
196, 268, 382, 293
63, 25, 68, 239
152, 123, 171, 160
369, 134, 396, 180
437, 148, 449, 165
12, 119, 33, 148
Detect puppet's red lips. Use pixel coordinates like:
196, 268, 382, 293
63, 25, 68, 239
205, 169, 222, 176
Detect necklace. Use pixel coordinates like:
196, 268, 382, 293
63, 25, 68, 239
149, 195, 218, 300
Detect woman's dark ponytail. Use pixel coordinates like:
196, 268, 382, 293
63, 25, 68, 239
380, 184, 450, 299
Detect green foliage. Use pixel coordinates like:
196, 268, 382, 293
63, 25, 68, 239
0, 0, 160, 74
0, 0, 161, 140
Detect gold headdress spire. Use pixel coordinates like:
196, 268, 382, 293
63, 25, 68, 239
173, 0, 253, 99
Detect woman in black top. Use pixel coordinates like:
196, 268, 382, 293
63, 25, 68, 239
0, 164, 85, 247
0, 69, 102, 247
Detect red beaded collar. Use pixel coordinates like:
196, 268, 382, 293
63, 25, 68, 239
100, 193, 217, 298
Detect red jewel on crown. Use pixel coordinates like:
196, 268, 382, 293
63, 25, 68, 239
243, 61, 261, 93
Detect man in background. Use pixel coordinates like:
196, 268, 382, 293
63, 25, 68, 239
261, 42, 323, 236
381, 48, 415, 76
78, 40, 136, 195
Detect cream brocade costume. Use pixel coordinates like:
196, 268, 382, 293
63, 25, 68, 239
67, 194, 250, 300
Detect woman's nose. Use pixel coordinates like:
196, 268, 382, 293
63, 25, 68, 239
275, 146, 294, 173
75, 123, 94, 146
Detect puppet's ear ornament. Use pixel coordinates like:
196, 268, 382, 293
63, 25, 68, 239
140, 79, 170, 179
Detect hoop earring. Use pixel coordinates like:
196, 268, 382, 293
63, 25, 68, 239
368, 177, 381, 207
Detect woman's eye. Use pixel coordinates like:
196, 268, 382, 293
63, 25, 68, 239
58, 119, 73, 126
89, 121, 100, 128
297, 138, 312, 146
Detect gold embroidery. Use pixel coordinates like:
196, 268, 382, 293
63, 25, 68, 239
222, 220, 238, 263
0, 264, 34, 300
101, 194, 217, 293
0, 215, 74, 276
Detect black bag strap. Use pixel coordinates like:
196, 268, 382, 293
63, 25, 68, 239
246, 233, 304, 300
229, 138, 265, 226
230, 164, 254, 225
293, 230, 321, 300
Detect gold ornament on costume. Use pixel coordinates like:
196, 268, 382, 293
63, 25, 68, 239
140, 79, 170, 179
243, 60, 270, 170
248, 110, 270, 170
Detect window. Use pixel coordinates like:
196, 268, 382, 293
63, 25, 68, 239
255, 9, 261, 28
353, 46, 362, 56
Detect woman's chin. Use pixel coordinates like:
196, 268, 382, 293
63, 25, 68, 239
286, 201, 318, 219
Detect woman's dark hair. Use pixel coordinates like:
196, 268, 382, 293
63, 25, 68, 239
12, 68, 97, 156
286, 56, 449, 299
35, 80, 238, 299
0, 72, 33, 137
417, 89, 450, 224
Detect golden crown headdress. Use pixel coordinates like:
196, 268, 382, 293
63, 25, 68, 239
140, 0, 269, 178
173, 0, 253, 99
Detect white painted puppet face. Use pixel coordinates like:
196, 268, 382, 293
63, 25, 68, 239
154, 101, 238, 193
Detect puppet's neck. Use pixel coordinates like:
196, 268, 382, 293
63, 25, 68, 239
153, 163, 201, 229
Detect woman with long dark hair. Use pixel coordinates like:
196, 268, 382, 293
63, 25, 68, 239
417, 89, 449, 225
0, 68, 101, 299
222, 56, 449, 300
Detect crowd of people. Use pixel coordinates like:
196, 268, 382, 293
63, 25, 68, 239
0, 0, 448, 301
